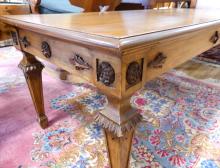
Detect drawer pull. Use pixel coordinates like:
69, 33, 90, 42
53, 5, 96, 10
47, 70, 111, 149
20, 36, 30, 48
148, 52, 167, 68
210, 31, 219, 44
69, 54, 92, 71
41, 41, 51, 58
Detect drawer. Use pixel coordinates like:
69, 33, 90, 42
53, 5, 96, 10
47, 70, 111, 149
144, 26, 220, 81
18, 29, 94, 82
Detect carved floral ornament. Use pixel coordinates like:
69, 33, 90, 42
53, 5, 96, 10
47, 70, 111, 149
41, 41, 51, 58
20, 36, 30, 48
210, 31, 219, 44
147, 52, 167, 68
69, 54, 92, 71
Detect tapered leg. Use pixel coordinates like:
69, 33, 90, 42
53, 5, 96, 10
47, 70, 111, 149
19, 52, 48, 129
105, 129, 134, 168
96, 96, 141, 168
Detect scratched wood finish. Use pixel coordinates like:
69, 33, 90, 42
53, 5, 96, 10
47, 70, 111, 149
1, 9, 220, 168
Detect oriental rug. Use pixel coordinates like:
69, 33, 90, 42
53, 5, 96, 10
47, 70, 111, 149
0, 47, 220, 168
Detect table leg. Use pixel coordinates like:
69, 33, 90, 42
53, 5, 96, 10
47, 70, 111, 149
105, 129, 134, 168
18, 52, 48, 129
96, 97, 142, 168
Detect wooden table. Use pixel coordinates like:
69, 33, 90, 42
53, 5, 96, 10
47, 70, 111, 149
0, 3, 30, 41
1, 9, 220, 168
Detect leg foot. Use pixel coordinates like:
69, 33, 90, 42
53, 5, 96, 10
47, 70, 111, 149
38, 115, 48, 129
105, 129, 134, 168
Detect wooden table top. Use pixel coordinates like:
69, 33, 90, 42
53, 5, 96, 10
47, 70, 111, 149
2, 9, 220, 48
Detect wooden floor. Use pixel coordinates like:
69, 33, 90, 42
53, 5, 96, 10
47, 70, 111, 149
175, 59, 220, 81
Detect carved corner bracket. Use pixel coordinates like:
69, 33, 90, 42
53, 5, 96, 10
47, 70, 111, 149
95, 112, 142, 137
97, 60, 115, 87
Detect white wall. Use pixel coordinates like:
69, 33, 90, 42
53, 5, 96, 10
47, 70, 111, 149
196, 0, 220, 9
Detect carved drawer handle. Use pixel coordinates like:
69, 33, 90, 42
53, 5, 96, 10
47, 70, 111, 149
210, 31, 219, 44
20, 36, 30, 48
147, 52, 167, 68
69, 54, 92, 71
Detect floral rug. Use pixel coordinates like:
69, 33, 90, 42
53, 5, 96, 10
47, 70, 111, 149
0, 47, 220, 168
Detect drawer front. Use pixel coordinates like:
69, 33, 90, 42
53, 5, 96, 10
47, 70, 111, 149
18, 29, 123, 98
144, 26, 220, 81
18, 29, 94, 82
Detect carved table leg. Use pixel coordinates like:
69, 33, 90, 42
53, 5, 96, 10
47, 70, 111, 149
95, 97, 142, 168
105, 129, 134, 168
19, 52, 48, 129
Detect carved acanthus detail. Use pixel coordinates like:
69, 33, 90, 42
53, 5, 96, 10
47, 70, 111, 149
41, 41, 51, 58
148, 52, 167, 68
210, 31, 219, 44
97, 61, 115, 86
69, 54, 92, 71
95, 112, 142, 137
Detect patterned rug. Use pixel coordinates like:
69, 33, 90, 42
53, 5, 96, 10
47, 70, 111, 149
196, 45, 220, 65
1, 47, 220, 168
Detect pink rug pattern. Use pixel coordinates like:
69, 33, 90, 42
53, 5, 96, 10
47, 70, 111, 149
0, 47, 220, 168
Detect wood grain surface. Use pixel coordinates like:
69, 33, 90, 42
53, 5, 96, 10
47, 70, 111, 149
2, 9, 220, 49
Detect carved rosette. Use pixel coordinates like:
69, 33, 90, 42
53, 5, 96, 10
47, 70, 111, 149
41, 41, 51, 58
97, 62, 115, 86
126, 61, 142, 86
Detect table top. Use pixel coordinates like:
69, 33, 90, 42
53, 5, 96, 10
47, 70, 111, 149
1, 9, 220, 48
